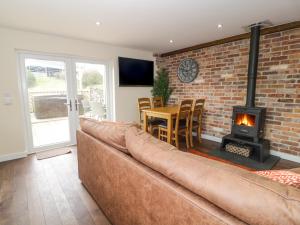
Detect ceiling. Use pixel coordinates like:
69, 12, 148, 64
0, 0, 299, 54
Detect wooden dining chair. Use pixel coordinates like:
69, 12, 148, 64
151, 96, 164, 108
138, 98, 151, 127
158, 99, 193, 149
138, 97, 164, 134
189, 99, 205, 147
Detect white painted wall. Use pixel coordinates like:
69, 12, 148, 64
0, 27, 154, 160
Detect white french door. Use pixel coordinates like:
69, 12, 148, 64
19, 53, 111, 153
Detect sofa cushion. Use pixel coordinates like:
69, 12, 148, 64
255, 170, 300, 189
125, 126, 300, 225
80, 118, 138, 154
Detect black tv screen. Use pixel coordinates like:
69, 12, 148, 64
118, 57, 154, 86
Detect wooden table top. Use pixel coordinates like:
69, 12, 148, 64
142, 105, 178, 115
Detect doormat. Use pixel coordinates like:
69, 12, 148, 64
36, 148, 72, 160
188, 149, 280, 171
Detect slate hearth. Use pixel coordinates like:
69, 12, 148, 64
221, 134, 271, 162
209, 149, 280, 170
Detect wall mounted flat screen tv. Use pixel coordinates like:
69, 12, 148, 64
118, 57, 154, 86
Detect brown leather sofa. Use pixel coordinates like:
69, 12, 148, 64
77, 118, 300, 225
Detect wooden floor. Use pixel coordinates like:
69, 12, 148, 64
1, 139, 299, 225
0, 147, 111, 225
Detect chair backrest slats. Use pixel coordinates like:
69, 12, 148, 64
175, 99, 193, 132
191, 99, 205, 124
138, 98, 151, 124
151, 96, 164, 108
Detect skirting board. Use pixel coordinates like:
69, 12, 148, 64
200, 133, 300, 163
0, 151, 27, 163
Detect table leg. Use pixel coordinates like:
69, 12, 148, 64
143, 112, 148, 132
167, 115, 172, 144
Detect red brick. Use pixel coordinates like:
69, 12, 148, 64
157, 28, 300, 156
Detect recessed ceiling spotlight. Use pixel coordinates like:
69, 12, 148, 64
96, 21, 101, 26
169, 39, 174, 43
217, 24, 223, 29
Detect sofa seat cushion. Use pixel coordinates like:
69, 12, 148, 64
158, 119, 187, 129
148, 118, 166, 126
125, 127, 300, 225
255, 170, 300, 189
80, 118, 138, 154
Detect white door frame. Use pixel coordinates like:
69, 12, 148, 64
18, 51, 113, 153
18, 53, 75, 152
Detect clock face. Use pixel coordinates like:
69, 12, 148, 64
177, 58, 199, 83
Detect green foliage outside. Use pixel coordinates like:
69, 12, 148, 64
151, 68, 173, 105
27, 71, 37, 88
82, 70, 103, 88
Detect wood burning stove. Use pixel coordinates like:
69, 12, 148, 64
231, 106, 266, 143
221, 23, 271, 162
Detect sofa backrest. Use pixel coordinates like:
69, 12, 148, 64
80, 118, 138, 154
77, 129, 246, 225
125, 127, 300, 225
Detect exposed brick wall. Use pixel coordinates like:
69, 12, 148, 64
156, 28, 300, 156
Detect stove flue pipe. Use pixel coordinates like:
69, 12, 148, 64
246, 24, 260, 108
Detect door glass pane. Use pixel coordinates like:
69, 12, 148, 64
76, 63, 107, 120
25, 58, 71, 147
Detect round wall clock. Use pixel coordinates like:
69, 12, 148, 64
177, 58, 199, 83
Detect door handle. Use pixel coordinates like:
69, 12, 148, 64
75, 99, 80, 111
64, 99, 72, 111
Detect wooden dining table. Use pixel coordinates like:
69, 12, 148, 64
143, 105, 178, 144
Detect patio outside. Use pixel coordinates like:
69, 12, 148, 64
26, 59, 106, 147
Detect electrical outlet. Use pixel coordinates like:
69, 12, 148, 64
3, 93, 13, 105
